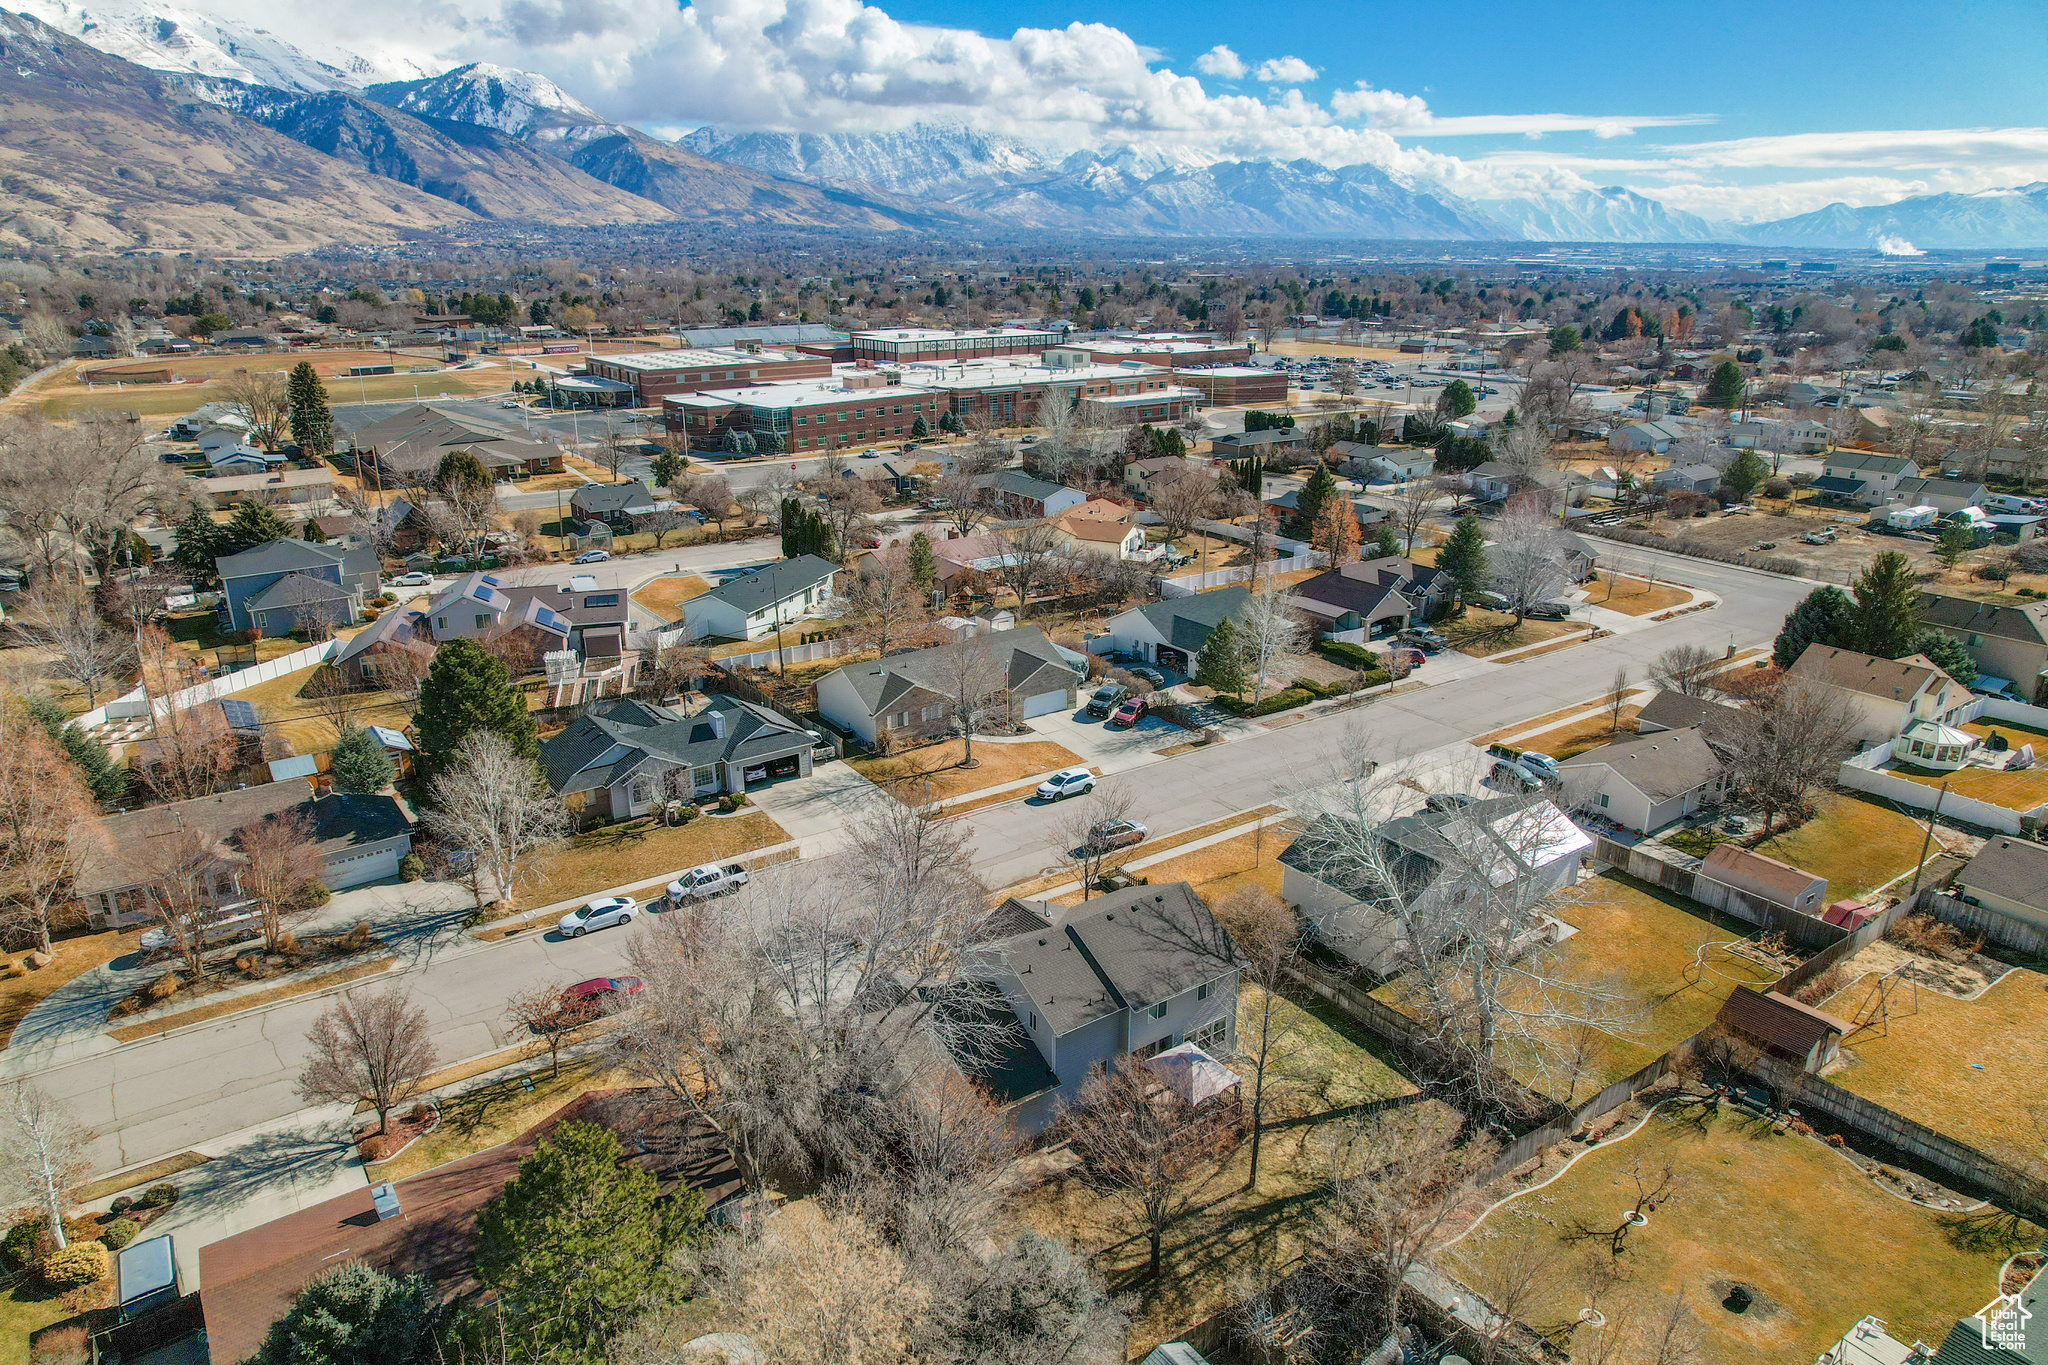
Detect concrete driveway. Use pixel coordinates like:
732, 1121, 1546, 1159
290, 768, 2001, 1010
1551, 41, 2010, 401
744, 757, 889, 856
1025, 706, 1194, 775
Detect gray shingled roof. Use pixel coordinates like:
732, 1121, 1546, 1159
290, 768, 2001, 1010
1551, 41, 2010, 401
1915, 591, 2048, 646
1132, 586, 1251, 654
215, 538, 361, 581
570, 481, 659, 515
1558, 727, 1723, 802
1824, 452, 1915, 475
539, 695, 814, 795
697, 555, 839, 616
246, 573, 353, 612
1956, 835, 2048, 912
824, 626, 1078, 716
988, 882, 1237, 1035
1634, 690, 1747, 748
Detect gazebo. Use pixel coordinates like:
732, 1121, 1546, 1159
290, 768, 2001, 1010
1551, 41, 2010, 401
1892, 719, 1979, 771
1143, 1043, 1242, 1107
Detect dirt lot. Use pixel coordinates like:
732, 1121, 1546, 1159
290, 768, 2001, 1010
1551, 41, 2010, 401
1604, 509, 1937, 582
15, 352, 521, 420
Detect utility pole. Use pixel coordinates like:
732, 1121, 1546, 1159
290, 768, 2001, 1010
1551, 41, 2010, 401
1908, 780, 1950, 896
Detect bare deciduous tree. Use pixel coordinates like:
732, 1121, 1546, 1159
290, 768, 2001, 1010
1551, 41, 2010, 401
9, 578, 132, 706
1488, 498, 1573, 621
507, 983, 600, 1079
1388, 478, 1448, 555
1150, 472, 1215, 542
933, 468, 988, 539
137, 695, 238, 803
693, 474, 735, 533
1724, 680, 1858, 835
423, 730, 571, 909
0, 699, 94, 955
1213, 884, 1305, 1190
296, 987, 439, 1135
0, 1082, 93, 1252
132, 826, 234, 982
934, 635, 1011, 767
821, 479, 883, 560
237, 809, 323, 953
1048, 783, 1139, 901
841, 560, 935, 658
1063, 1058, 1229, 1280
1241, 590, 1308, 705
1649, 643, 1722, 698
221, 371, 291, 451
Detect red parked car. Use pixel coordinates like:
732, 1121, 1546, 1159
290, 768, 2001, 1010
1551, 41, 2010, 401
564, 976, 644, 1003
1108, 697, 1149, 728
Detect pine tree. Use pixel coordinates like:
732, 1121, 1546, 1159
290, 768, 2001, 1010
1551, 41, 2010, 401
780, 497, 800, 558
911, 413, 930, 438
222, 501, 293, 555
171, 504, 227, 586
650, 447, 685, 490
412, 640, 537, 784
1236, 458, 1262, 496
1703, 360, 1747, 409
252, 1262, 431, 1365
285, 361, 333, 456
1851, 550, 1921, 658
1935, 519, 1975, 572
23, 693, 125, 804
304, 518, 327, 543
1772, 585, 1856, 668
1720, 448, 1770, 501
1372, 520, 1402, 558
1294, 462, 1338, 537
328, 723, 397, 794
908, 530, 936, 585
1194, 615, 1249, 698
1436, 514, 1490, 605
1910, 629, 1978, 686
436, 449, 492, 494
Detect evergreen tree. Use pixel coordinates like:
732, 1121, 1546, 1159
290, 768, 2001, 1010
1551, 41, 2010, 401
907, 530, 936, 585
435, 449, 492, 495
1851, 550, 1921, 658
1235, 457, 1262, 496
327, 723, 397, 795
779, 496, 801, 558
286, 361, 333, 457
1910, 629, 1978, 686
222, 501, 293, 555
413, 640, 537, 783
1935, 519, 1975, 571
1720, 448, 1770, 502
252, 1262, 431, 1365
1547, 324, 1581, 355
1372, 521, 1402, 558
1436, 514, 1490, 605
171, 504, 227, 586
1436, 379, 1477, 419
475, 1122, 698, 1361
911, 413, 930, 438
1772, 584, 1856, 668
650, 448, 685, 490
1193, 616, 1249, 698
23, 693, 125, 804
304, 519, 328, 543
1293, 462, 1338, 537
1702, 360, 1747, 409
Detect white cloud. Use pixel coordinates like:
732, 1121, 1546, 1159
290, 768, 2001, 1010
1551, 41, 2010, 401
1252, 55, 1317, 84
1193, 44, 1244, 79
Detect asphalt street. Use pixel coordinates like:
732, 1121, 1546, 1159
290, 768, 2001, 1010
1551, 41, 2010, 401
4, 538, 1809, 1181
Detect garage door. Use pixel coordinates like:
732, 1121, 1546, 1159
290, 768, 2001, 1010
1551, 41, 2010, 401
325, 845, 402, 891
1020, 689, 1067, 718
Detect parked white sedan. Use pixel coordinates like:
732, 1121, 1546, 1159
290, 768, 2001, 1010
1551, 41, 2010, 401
556, 896, 639, 937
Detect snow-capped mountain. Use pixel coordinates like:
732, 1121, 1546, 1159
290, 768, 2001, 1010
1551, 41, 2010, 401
13, 0, 363, 92
680, 123, 1050, 199
1481, 187, 1722, 243
1742, 184, 2048, 249
366, 63, 610, 141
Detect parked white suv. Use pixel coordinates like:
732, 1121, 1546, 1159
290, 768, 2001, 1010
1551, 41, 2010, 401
1035, 766, 1097, 801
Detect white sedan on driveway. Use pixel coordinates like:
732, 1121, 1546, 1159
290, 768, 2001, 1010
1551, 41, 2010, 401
556, 896, 640, 937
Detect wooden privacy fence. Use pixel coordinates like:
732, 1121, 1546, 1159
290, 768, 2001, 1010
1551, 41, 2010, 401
1924, 889, 2048, 956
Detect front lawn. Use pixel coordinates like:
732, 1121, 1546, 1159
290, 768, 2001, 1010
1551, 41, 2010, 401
1752, 793, 1930, 899
1587, 574, 1692, 616
1512, 706, 1643, 759
629, 574, 713, 623
0, 927, 143, 1049
371, 1054, 632, 1182
1437, 1106, 2035, 1365
1825, 962, 2048, 1164
849, 738, 1085, 806
516, 809, 790, 912
1446, 609, 1584, 657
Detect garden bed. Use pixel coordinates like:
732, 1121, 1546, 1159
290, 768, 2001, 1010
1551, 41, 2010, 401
358, 1101, 440, 1165
106, 922, 386, 1023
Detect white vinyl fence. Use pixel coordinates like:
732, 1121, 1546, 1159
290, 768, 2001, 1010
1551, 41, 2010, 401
1159, 551, 1324, 598
1837, 741, 2048, 836
74, 638, 343, 731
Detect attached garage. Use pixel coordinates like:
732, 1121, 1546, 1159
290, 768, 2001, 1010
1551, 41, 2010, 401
323, 844, 403, 891
1020, 689, 1068, 719
743, 751, 807, 787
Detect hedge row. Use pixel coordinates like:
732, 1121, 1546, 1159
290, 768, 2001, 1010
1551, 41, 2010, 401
1211, 673, 1382, 717
1315, 639, 1380, 668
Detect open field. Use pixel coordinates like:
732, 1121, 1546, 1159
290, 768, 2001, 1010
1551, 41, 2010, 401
1823, 961, 2048, 1161
629, 574, 713, 622
515, 809, 789, 913
1587, 574, 1692, 616
1438, 1106, 2034, 1365
0, 928, 144, 1049
1753, 794, 1930, 900
1010, 980, 1430, 1358
850, 738, 1085, 805
21, 353, 521, 420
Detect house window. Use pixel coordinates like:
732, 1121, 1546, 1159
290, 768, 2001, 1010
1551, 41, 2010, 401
1148, 1002, 1167, 1020
1190, 1018, 1227, 1053
1596, 793, 1610, 808
630, 776, 652, 806
474, 614, 491, 629
1028, 1012, 1037, 1031
1197, 981, 1212, 1001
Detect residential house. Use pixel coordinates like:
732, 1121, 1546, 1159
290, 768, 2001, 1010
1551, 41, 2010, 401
1695, 844, 1827, 921
1462, 460, 1522, 500
412, 571, 574, 672
683, 555, 840, 641
1123, 455, 1203, 501
568, 480, 662, 528
1095, 585, 1252, 674
195, 422, 257, 456
348, 404, 566, 485
540, 695, 820, 820
188, 466, 336, 516
1265, 487, 1392, 531
1288, 555, 1447, 642
1047, 499, 1146, 559
854, 533, 1015, 589
815, 625, 1082, 745
198, 1088, 744, 1365
1341, 446, 1434, 485
973, 469, 1087, 520
1912, 591, 2048, 701
1534, 467, 1591, 510
1812, 452, 1916, 508
1651, 462, 1722, 496
215, 538, 380, 637
1279, 798, 1591, 975
1883, 476, 1989, 517
1729, 417, 1829, 454
1557, 726, 1727, 833
205, 445, 281, 477
72, 787, 415, 927
1785, 644, 1967, 743
1608, 419, 1694, 454
1635, 689, 1748, 754
1211, 427, 1308, 459
1927, 1261, 2046, 1364
1715, 985, 1849, 1072
1946, 835, 2048, 951
956, 883, 1241, 1134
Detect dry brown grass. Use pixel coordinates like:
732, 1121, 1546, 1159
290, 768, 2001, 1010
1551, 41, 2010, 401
1588, 574, 1692, 616
231, 663, 416, 754
1510, 705, 1643, 759
106, 957, 395, 1042
30, 354, 517, 419
850, 738, 1086, 806
1477, 696, 1627, 745
629, 574, 713, 622
1889, 756, 2048, 813
1752, 794, 1928, 899
1446, 609, 1583, 657
0, 928, 144, 1049
1004, 807, 1287, 902
511, 809, 790, 917
371, 1055, 634, 1182
77, 1152, 211, 1202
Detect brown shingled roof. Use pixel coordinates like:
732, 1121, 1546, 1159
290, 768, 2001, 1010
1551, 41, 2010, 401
1786, 645, 1952, 702
1716, 985, 1848, 1063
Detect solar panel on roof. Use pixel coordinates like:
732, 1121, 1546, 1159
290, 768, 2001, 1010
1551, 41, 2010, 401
218, 698, 261, 732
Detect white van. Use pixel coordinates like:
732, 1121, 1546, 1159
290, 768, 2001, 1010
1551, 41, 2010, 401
1986, 493, 2044, 515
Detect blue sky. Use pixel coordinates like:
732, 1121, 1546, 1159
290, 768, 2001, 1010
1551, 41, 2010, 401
224, 0, 2048, 221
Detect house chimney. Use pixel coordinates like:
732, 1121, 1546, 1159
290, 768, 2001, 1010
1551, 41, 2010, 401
709, 711, 726, 739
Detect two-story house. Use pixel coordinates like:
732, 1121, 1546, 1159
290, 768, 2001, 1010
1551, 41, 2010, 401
1812, 452, 1916, 508
1287, 555, 1448, 642
1786, 644, 1967, 744
682, 555, 840, 641
216, 539, 381, 637
1912, 591, 2048, 702
958, 883, 1242, 1134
